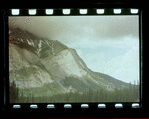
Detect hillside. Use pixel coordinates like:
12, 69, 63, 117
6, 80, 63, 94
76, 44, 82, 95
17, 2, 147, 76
9, 27, 134, 97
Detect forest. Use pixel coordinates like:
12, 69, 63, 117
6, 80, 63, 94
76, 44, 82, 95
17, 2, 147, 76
10, 80, 140, 103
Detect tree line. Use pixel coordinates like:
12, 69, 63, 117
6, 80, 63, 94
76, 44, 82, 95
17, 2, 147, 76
10, 80, 140, 103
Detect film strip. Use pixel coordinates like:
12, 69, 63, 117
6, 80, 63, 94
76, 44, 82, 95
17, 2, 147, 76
8, 8, 140, 16
4, 8, 142, 113
11, 103, 140, 109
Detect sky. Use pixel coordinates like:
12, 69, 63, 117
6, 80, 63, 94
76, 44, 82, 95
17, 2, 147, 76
9, 16, 139, 84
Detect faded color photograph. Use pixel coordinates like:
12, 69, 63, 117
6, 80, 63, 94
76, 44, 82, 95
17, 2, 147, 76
9, 16, 140, 103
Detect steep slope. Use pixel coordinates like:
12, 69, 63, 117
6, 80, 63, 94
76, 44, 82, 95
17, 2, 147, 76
41, 48, 88, 81
9, 27, 54, 88
9, 27, 132, 97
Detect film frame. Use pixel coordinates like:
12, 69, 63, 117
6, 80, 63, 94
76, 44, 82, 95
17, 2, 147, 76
3, 6, 145, 118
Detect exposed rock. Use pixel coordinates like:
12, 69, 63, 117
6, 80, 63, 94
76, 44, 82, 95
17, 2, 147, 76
9, 27, 132, 96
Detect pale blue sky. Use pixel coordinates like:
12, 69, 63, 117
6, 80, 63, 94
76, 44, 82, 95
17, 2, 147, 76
66, 35, 139, 84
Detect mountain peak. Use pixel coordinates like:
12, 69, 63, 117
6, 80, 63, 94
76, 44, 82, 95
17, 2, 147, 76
9, 27, 132, 97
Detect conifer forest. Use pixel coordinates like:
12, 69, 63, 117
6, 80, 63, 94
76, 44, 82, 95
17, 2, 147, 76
10, 80, 140, 103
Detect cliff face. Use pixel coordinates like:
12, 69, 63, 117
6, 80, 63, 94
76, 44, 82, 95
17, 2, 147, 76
41, 49, 88, 81
9, 27, 131, 97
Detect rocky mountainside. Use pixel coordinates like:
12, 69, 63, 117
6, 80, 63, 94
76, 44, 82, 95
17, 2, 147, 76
9, 27, 131, 97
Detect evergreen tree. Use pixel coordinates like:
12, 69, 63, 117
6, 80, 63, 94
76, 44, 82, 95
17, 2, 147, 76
133, 80, 136, 101
9, 80, 19, 103
21, 88, 24, 102
31, 90, 34, 103
88, 87, 93, 102
137, 79, 140, 100
128, 82, 133, 101
119, 88, 122, 102
99, 89, 104, 101
113, 87, 118, 102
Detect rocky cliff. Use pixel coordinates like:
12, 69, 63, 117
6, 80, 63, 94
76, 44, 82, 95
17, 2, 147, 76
9, 27, 131, 97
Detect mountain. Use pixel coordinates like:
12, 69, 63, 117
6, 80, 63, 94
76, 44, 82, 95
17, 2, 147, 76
9, 27, 132, 97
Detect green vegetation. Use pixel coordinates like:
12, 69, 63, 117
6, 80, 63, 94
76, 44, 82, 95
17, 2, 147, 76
19, 82, 63, 97
60, 77, 90, 92
9, 80, 19, 103
10, 80, 140, 103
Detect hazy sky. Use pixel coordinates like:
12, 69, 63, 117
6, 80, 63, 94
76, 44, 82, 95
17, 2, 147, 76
9, 16, 139, 84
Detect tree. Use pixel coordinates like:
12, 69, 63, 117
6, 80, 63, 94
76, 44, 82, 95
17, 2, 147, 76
113, 87, 118, 102
135, 79, 140, 101
88, 87, 93, 102
9, 80, 19, 103
128, 82, 133, 101
133, 80, 136, 101
31, 90, 34, 103
119, 85, 123, 102
99, 89, 104, 101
